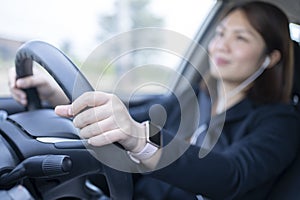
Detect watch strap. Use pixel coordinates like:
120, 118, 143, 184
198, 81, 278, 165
127, 142, 158, 164
127, 121, 159, 163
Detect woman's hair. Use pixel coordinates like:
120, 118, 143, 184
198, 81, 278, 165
208, 1, 294, 104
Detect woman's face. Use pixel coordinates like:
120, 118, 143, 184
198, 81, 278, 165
208, 10, 267, 84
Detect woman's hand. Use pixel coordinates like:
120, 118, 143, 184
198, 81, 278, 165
55, 91, 147, 152
8, 67, 69, 106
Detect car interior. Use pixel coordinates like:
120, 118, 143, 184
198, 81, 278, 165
0, 0, 300, 200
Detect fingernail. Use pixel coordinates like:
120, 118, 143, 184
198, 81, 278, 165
68, 107, 73, 116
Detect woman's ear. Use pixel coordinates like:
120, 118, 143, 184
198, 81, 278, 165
268, 50, 281, 68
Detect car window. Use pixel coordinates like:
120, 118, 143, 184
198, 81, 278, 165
0, 0, 216, 97
290, 23, 300, 43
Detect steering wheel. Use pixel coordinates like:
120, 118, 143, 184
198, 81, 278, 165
12, 40, 133, 199
15, 40, 94, 110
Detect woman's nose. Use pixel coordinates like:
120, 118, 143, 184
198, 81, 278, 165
214, 37, 230, 51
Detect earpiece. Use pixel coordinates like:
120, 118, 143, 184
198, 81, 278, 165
261, 56, 271, 69
226, 56, 271, 100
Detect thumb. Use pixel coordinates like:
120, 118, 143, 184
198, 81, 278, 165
55, 104, 73, 117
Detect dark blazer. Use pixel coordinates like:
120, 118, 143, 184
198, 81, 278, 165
131, 89, 300, 200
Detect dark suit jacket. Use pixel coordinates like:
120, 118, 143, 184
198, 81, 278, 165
130, 89, 300, 200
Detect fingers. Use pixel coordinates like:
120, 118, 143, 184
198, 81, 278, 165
15, 76, 46, 89
55, 91, 143, 151
8, 68, 27, 105
73, 104, 112, 129
87, 129, 126, 147
71, 91, 111, 115
55, 92, 127, 147
8, 67, 46, 89
55, 91, 111, 118
79, 116, 117, 139
55, 105, 73, 117
8, 67, 48, 105
55, 91, 113, 121
10, 87, 27, 105
56, 102, 128, 147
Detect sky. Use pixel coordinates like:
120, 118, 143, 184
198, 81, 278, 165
0, 0, 215, 61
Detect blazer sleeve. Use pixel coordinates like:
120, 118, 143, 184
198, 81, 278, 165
149, 105, 300, 199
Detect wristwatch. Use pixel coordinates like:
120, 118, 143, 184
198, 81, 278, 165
128, 121, 161, 163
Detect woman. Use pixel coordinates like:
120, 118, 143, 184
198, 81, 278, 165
9, 1, 300, 199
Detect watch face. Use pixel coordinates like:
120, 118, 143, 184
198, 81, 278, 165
149, 122, 161, 147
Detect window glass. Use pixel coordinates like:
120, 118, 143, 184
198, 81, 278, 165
290, 23, 300, 43
0, 0, 216, 96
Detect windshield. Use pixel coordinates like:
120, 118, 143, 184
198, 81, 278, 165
0, 0, 216, 96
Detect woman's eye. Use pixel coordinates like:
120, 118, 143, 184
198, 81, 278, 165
214, 30, 224, 38
236, 35, 248, 42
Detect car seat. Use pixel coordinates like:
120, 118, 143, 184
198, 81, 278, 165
267, 40, 300, 199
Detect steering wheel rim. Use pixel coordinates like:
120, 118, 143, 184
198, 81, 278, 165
15, 40, 94, 110
15, 40, 133, 199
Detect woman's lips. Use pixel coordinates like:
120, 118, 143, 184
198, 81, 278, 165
215, 57, 230, 66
